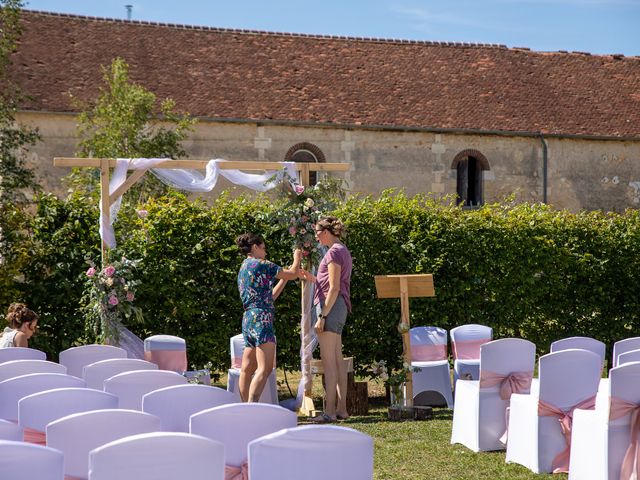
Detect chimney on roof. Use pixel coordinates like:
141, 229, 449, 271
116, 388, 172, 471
125, 5, 133, 20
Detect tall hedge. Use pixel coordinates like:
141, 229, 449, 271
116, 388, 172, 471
9, 190, 640, 373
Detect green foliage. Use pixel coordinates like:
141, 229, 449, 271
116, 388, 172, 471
8, 189, 640, 372
68, 57, 196, 198
0, 1, 41, 313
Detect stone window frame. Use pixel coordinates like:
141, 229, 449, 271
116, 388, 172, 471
451, 149, 490, 207
284, 142, 326, 185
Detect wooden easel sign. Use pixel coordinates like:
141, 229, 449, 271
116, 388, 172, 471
374, 274, 435, 407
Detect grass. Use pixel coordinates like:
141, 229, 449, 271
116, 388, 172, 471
217, 371, 557, 480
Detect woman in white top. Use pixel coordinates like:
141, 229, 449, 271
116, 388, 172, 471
0, 303, 39, 348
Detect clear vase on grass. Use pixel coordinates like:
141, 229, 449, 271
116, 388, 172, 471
389, 383, 405, 408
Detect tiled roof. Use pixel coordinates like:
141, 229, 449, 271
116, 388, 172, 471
9, 10, 640, 138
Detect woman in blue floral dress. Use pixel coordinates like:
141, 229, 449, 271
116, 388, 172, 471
236, 233, 301, 402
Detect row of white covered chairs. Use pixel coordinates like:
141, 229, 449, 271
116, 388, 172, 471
1, 402, 373, 479
409, 324, 493, 408
1, 423, 373, 480
449, 335, 640, 479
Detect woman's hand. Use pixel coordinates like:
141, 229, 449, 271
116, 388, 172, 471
293, 248, 302, 266
298, 269, 316, 283
314, 316, 325, 334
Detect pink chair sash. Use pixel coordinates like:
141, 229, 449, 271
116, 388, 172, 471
609, 396, 640, 480
144, 349, 187, 371
479, 370, 534, 400
225, 461, 249, 480
452, 338, 490, 360
538, 395, 596, 473
231, 356, 243, 369
23, 426, 46, 445
410, 344, 447, 362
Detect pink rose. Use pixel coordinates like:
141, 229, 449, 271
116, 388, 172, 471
301, 215, 308, 222
304, 241, 311, 248
126, 291, 135, 302
108, 295, 119, 306
137, 209, 149, 219
294, 185, 305, 195
288, 227, 297, 236
302, 250, 310, 257
103, 266, 116, 277
86, 267, 96, 277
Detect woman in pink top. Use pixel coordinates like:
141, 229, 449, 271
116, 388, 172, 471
301, 216, 352, 422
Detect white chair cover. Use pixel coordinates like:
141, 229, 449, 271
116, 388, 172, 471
550, 336, 606, 368
0, 419, 22, 441
46, 409, 161, 479
0, 347, 46, 363
505, 349, 601, 473
248, 425, 374, 480
59, 344, 127, 378
569, 361, 640, 480
83, 358, 158, 390
451, 338, 536, 452
450, 324, 493, 385
19, 388, 118, 431
190, 403, 297, 468
613, 338, 640, 368
88, 432, 224, 480
0, 359, 67, 382
142, 384, 237, 432
0, 373, 86, 421
409, 326, 453, 408
104, 369, 188, 410
227, 333, 278, 404
0, 440, 64, 480
617, 348, 640, 366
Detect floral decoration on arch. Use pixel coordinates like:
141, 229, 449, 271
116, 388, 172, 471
270, 171, 345, 266
84, 256, 143, 342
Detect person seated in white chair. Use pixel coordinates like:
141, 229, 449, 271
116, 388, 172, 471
235, 233, 301, 402
0, 303, 39, 348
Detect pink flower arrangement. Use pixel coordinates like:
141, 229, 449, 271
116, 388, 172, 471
271, 170, 345, 265
137, 209, 149, 219
84, 257, 143, 341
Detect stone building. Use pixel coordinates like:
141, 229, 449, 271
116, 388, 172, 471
8, 10, 640, 211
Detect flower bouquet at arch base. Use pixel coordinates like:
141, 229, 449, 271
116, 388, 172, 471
83, 256, 143, 344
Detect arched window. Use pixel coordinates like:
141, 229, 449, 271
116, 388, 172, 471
451, 149, 490, 207
284, 142, 326, 186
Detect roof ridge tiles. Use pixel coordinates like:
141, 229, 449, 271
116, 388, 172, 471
22, 9, 508, 50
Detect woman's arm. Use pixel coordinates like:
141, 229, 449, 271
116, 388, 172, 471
273, 249, 302, 299
316, 262, 341, 332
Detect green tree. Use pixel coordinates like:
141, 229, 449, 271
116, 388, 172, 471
0, 0, 41, 310
69, 57, 195, 199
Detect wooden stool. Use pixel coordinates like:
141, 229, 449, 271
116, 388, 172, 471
310, 357, 369, 416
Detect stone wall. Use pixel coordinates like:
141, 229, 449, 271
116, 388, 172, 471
16, 111, 640, 212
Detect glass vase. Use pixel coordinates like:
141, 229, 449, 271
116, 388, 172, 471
389, 383, 405, 408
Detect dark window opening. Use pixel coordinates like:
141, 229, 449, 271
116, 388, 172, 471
456, 156, 483, 207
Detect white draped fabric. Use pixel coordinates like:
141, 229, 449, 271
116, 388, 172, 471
97, 158, 315, 395
100, 158, 296, 249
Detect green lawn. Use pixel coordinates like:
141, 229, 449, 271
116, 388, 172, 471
275, 374, 557, 480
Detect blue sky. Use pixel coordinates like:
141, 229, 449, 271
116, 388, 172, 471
24, 0, 640, 56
